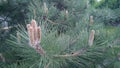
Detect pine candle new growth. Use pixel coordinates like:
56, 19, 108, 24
27, 20, 45, 56
88, 30, 95, 46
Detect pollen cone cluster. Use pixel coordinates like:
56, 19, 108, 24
27, 20, 45, 56
27, 20, 41, 46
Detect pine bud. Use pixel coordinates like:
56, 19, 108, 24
65, 10, 68, 18
27, 20, 42, 46
28, 26, 34, 45
31, 20, 38, 42
31, 19, 37, 29
44, 2, 48, 15
88, 30, 95, 46
37, 26, 41, 43
17, 31, 21, 43
27, 24, 31, 29
90, 16, 94, 25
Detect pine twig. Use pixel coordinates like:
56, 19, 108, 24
0, 25, 19, 30
35, 43, 46, 56
46, 18, 58, 25
54, 48, 86, 58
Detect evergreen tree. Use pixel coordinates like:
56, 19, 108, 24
0, 0, 120, 68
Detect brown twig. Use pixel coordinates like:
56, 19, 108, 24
35, 43, 46, 56
0, 25, 19, 30
54, 48, 86, 58
46, 18, 59, 25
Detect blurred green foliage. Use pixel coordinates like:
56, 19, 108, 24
0, 0, 31, 59
0, 0, 30, 25
90, 0, 120, 25
90, 0, 120, 9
